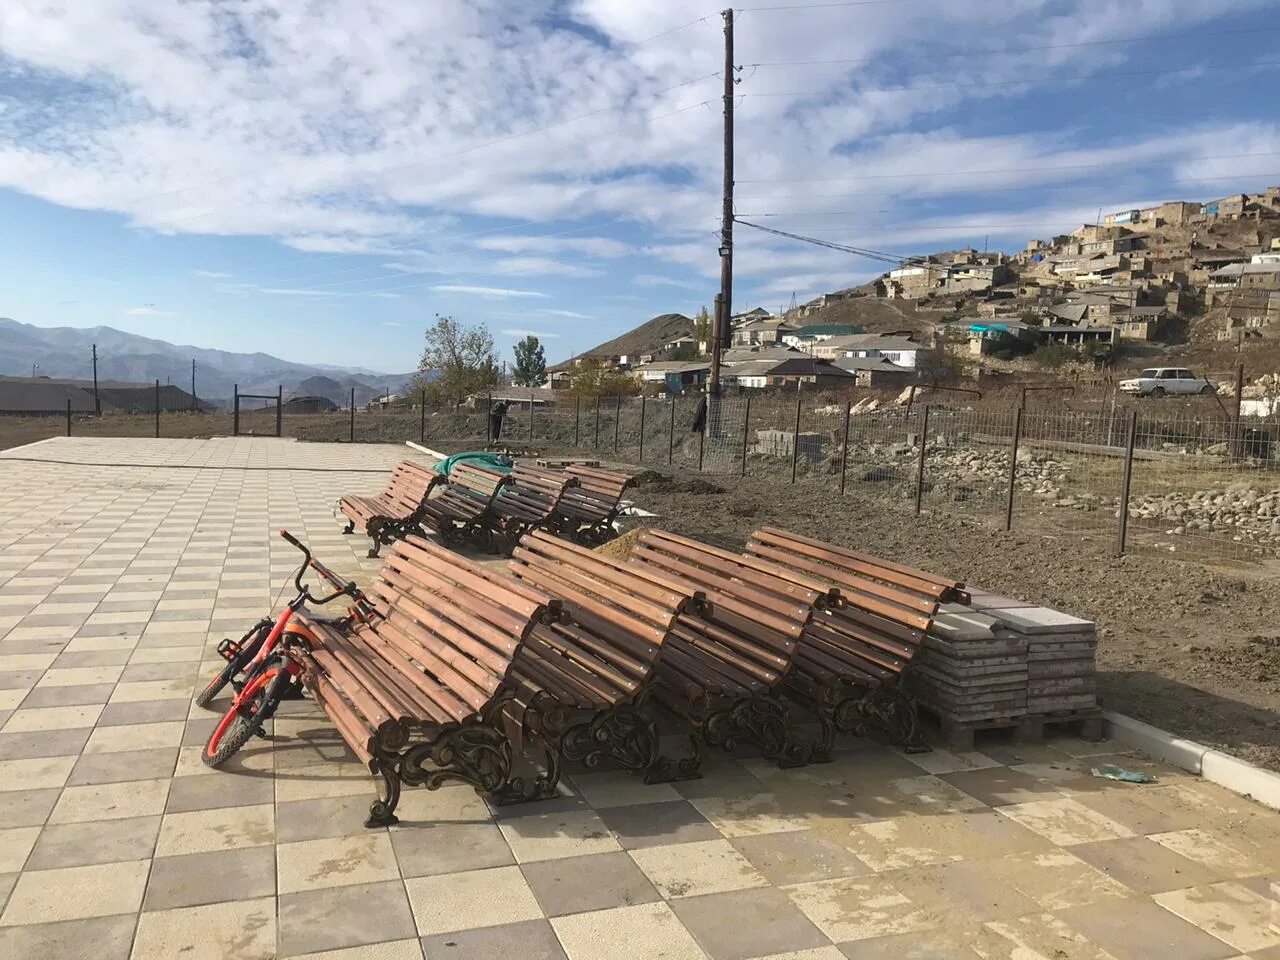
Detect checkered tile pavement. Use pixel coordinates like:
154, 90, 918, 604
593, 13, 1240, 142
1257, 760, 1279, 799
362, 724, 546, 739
1, 438, 1279, 960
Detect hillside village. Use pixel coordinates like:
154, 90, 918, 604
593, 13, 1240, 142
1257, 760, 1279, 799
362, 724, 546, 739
556, 185, 1280, 394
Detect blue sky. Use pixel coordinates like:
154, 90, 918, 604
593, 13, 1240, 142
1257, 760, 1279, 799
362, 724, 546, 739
2, 0, 1279, 373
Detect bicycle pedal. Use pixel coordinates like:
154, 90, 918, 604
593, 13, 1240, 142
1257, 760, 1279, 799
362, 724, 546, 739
216, 639, 242, 662
229, 678, 245, 694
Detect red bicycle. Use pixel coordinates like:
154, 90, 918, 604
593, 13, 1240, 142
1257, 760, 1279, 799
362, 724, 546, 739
201, 530, 374, 767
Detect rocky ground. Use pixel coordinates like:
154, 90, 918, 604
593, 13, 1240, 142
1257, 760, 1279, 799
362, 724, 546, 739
624, 466, 1280, 772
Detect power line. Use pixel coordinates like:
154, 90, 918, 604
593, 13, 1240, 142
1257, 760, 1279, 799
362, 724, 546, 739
737, 59, 1280, 99
735, 217, 926, 265
737, 0, 915, 9
738, 150, 1280, 184
742, 24, 1280, 67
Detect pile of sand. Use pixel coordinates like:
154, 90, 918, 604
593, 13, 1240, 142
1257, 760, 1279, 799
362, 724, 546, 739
593, 526, 648, 561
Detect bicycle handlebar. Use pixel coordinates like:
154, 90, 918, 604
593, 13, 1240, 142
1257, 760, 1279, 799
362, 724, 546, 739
279, 528, 372, 614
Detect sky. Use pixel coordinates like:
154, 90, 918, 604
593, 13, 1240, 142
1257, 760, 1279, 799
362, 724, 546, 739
2, 0, 1280, 373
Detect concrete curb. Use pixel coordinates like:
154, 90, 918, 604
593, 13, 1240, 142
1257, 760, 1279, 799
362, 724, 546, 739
1103, 710, 1280, 811
405, 441, 448, 461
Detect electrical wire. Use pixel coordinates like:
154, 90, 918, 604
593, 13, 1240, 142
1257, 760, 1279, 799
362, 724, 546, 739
735, 217, 927, 265
737, 0, 915, 9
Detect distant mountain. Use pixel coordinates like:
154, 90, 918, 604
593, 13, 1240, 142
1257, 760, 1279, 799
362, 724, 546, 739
554, 313, 694, 369
0, 318, 416, 407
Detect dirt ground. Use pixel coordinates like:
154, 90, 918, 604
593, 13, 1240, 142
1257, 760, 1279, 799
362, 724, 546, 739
624, 468, 1280, 772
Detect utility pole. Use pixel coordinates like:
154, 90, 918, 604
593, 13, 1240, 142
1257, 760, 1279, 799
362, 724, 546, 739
708, 7, 735, 394
191, 359, 197, 412
91, 344, 100, 415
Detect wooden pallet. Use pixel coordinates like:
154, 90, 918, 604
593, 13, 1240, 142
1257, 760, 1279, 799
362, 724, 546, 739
535, 457, 600, 468
919, 704, 1104, 752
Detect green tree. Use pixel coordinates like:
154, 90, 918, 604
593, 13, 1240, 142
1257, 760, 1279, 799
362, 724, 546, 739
512, 335, 547, 386
569, 359, 640, 397
693, 306, 712, 352
417, 314, 498, 404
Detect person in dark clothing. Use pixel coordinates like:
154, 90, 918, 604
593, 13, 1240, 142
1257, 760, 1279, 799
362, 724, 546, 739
691, 393, 707, 434
489, 400, 509, 442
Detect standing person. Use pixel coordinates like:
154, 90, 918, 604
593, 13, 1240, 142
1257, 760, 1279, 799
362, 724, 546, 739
691, 392, 707, 434
489, 399, 509, 443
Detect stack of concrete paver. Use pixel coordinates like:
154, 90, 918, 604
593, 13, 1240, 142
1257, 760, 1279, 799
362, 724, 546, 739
909, 588, 1099, 738
752, 429, 824, 461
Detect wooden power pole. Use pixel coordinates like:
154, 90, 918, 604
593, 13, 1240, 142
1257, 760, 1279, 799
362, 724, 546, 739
91, 343, 100, 415
709, 7, 735, 394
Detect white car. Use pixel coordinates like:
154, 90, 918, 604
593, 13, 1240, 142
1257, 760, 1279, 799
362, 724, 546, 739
1118, 367, 1217, 397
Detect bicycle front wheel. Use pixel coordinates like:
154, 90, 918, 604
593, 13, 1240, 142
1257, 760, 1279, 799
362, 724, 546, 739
196, 619, 272, 710
203, 661, 287, 768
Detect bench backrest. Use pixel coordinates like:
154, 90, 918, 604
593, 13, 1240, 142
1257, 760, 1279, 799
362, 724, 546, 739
494, 464, 577, 517
564, 464, 633, 502
510, 463, 576, 500
381, 460, 441, 514
629, 529, 815, 689
744, 527, 951, 684
446, 463, 509, 504
361, 534, 561, 722
509, 530, 692, 696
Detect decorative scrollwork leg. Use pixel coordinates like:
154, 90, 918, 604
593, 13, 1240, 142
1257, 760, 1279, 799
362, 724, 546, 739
398, 722, 513, 799
702, 696, 816, 768
834, 686, 929, 753
365, 759, 401, 828
365, 519, 385, 558
342, 519, 355, 534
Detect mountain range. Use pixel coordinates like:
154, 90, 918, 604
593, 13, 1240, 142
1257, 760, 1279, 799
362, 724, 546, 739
0, 318, 417, 407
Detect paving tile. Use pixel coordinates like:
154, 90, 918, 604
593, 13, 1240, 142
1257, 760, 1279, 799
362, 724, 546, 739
498, 808, 621, 863
406, 864, 544, 935
568, 771, 682, 808
995, 796, 1135, 846
277, 832, 400, 894
166, 769, 275, 812
274, 762, 381, 804
979, 912, 1119, 960
27, 814, 160, 869
19, 682, 116, 709
786, 876, 934, 944
50, 776, 170, 823
597, 799, 720, 850
0, 825, 39, 871
982, 849, 1134, 911
83, 720, 185, 754
730, 830, 873, 886
36, 665, 125, 687
522, 850, 660, 917
391, 820, 515, 878
939, 766, 1065, 806
0, 913, 137, 960
67, 746, 177, 785
1149, 828, 1269, 879
420, 918, 567, 960
1072, 835, 1226, 893
155, 801, 275, 855
1153, 881, 1280, 954
278, 879, 419, 956
840, 930, 983, 959
143, 845, 277, 910
0, 754, 76, 791
0, 787, 60, 828
1, 703, 103, 732
671, 886, 830, 960
895, 746, 1001, 776
834, 809, 1053, 872
630, 837, 770, 899
883, 859, 1042, 923
0, 726, 93, 760
97, 697, 190, 726
552, 900, 708, 960
0, 857, 149, 924
132, 896, 277, 960
1056, 898, 1239, 960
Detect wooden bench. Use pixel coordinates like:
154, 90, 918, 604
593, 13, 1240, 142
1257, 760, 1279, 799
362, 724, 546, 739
289, 535, 565, 827
743, 527, 966, 753
419, 462, 509, 548
551, 465, 635, 544
489, 464, 578, 552
339, 460, 443, 558
628, 530, 825, 766
505, 530, 701, 784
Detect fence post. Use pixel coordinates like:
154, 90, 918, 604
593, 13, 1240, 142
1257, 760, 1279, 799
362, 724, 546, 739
154, 380, 160, 438
1231, 362, 1244, 458
529, 389, 535, 441
233, 384, 239, 435
613, 395, 621, 452
276, 384, 283, 437
349, 387, 355, 443
839, 400, 852, 494
913, 404, 931, 516
573, 394, 580, 447
594, 396, 601, 447
698, 416, 705, 472
740, 393, 752, 476
485, 391, 492, 444
668, 397, 676, 465
1115, 409, 1138, 556
419, 389, 426, 444
66, 398, 72, 437
638, 396, 647, 463
790, 385, 803, 484
1004, 406, 1024, 531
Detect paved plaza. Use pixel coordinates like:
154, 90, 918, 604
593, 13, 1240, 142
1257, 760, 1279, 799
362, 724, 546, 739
1, 437, 1278, 960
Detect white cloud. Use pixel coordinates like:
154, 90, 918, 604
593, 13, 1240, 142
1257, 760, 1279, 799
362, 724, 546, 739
500, 328, 561, 339
125, 306, 180, 316
537, 308, 594, 319
192, 269, 232, 278
490, 256, 603, 279
431, 284, 549, 299
632, 274, 702, 289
